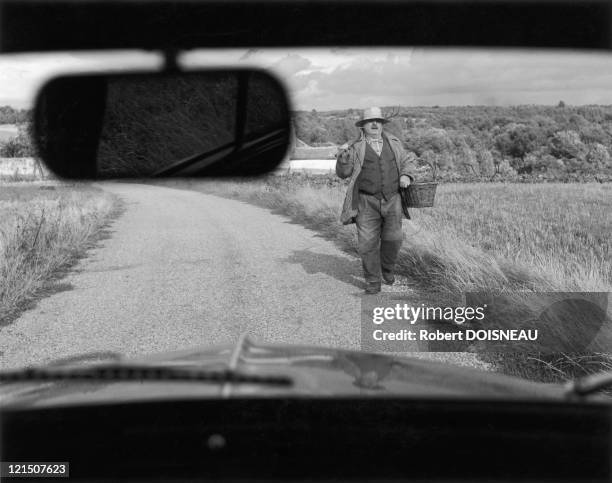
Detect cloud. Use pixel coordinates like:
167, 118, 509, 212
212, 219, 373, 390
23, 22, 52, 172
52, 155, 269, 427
0, 51, 161, 108
260, 48, 612, 109
4, 47, 612, 110
270, 54, 312, 77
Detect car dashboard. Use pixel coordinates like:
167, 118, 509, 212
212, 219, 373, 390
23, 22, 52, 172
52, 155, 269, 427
2, 397, 611, 481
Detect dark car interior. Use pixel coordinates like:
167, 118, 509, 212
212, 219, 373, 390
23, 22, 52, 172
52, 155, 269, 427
1, 1, 611, 481
3, 398, 611, 481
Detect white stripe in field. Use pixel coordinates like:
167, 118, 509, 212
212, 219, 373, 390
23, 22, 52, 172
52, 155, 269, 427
282, 159, 336, 172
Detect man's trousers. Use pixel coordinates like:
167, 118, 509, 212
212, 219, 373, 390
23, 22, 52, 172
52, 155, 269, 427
355, 192, 403, 284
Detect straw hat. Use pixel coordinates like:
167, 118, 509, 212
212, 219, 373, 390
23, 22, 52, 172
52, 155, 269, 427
355, 107, 389, 127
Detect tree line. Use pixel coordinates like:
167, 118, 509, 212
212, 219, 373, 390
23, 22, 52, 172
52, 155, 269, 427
4, 103, 612, 181
0, 106, 29, 125
293, 104, 612, 181
0, 106, 32, 157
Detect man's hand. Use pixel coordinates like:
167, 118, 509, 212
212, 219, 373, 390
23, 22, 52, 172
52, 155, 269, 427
336, 143, 349, 158
399, 175, 411, 188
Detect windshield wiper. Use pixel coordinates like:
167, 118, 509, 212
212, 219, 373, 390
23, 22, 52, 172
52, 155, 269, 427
565, 370, 612, 399
0, 364, 292, 387
151, 127, 288, 177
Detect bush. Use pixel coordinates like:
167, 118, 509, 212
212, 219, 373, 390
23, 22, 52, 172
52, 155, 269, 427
0, 124, 34, 157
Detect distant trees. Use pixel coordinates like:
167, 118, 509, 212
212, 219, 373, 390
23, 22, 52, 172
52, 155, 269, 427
405, 127, 453, 156
6, 101, 612, 179
492, 157, 517, 177
549, 130, 586, 160
0, 106, 29, 124
294, 111, 357, 145
494, 123, 542, 173
586, 143, 611, 170
577, 106, 605, 123
419, 150, 451, 180
578, 123, 608, 144
475, 146, 495, 176
0, 124, 34, 157
291, 104, 612, 180
0, 107, 33, 157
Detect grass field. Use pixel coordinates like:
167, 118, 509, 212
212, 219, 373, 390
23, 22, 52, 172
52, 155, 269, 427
422, 183, 611, 292
0, 182, 119, 324
161, 175, 611, 384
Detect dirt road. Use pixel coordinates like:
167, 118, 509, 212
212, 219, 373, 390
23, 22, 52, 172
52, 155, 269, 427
0, 183, 377, 368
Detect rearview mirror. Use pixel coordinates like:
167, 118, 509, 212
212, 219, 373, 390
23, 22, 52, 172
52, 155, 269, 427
33, 69, 291, 179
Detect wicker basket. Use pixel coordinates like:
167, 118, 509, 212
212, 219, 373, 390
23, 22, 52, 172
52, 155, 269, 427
401, 182, 438, 208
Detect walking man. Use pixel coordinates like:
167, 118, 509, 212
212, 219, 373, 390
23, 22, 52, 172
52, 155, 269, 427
336, 107, 416, 294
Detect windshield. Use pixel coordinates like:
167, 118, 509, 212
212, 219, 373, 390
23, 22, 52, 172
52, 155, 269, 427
0, 47, 610, 397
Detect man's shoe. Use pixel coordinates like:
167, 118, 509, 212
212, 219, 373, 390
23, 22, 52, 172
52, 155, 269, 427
365, 282, 381, 294
382, 272, 395, 285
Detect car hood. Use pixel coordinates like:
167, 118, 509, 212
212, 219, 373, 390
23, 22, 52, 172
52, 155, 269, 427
0, 338, 567, 407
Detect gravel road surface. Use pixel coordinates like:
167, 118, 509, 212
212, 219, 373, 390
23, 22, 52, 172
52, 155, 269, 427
0, 183, 486, 370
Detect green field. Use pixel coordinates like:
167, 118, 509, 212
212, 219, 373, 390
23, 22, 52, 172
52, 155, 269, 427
0, 183, 118, 324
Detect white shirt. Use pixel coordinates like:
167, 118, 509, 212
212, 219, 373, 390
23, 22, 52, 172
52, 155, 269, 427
365, 135, 383, 156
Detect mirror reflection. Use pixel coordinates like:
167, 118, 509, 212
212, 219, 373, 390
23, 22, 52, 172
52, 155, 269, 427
34, 70, 291, 179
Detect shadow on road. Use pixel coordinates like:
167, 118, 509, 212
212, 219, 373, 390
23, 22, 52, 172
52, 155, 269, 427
281, 249, 364, 290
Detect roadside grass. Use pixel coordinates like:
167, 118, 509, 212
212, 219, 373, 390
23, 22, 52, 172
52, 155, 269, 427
420, 183, 611, 292
160, 175, 612, 387
0, 182, 119, 324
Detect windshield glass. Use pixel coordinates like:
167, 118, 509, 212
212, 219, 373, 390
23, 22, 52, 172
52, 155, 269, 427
0, 47, 610, 396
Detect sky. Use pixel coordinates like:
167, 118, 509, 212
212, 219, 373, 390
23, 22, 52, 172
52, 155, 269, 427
2, 47, 612, 110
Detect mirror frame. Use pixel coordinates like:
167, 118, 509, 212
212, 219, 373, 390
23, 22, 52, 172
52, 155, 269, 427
33, 68, 292, 179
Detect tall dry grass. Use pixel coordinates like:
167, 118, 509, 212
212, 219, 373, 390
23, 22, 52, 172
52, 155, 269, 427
411, 183, 611, 292
163, 175, 611, 385
0, 184, 118, 323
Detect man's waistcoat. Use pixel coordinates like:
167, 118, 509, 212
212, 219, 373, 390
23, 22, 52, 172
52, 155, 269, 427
357, 139, 399, 200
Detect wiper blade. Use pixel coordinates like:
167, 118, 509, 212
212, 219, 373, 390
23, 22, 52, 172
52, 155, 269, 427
0, 364, 292, 387
152, 127, 287, 177
565, 370, 612, 398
